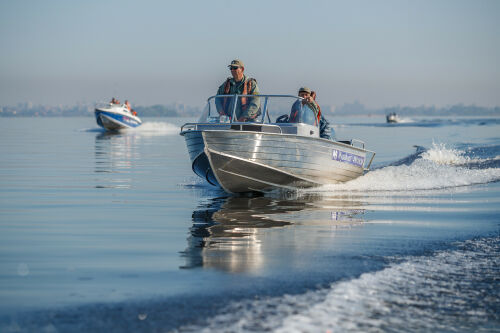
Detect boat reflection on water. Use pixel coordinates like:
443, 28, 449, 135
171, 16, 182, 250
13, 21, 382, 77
181, 194, 366, 272
94, 131, 140, 189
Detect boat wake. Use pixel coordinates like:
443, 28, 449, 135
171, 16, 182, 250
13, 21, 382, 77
173, 236, 499, 333
82, 121, 179, 135
2, 235, 497, 332
312, 142, 500, 193
390, 116, 414, 124
132, 121, 179, 135
348, 117, 500, 128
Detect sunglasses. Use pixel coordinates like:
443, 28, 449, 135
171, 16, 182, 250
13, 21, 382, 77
230, 66, 240, 70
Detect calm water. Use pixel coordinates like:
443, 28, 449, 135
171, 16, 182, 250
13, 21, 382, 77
0, 116, 499, 332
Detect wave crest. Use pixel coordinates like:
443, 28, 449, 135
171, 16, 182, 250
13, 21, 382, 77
421, 142, 471, 165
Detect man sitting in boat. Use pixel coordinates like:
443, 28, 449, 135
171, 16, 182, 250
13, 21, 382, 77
215, 59, 261, 122
289, 87, 331, 140
110, 97, 120, 105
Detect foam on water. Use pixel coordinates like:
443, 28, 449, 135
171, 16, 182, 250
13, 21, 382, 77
275, 236, 500, 333
176, 236, 499, 333
80, 121, 180, 135
309, 143, 500, 193
129, 121, 179, 135
393, 116, 414, 123
421, 142, 471, 165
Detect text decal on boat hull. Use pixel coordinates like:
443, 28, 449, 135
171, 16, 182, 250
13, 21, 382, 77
332, 149, 365, 167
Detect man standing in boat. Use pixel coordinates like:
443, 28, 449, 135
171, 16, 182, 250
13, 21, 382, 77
216, 59, 261, 122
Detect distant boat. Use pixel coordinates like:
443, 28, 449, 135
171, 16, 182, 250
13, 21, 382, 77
386, 112, 399, 123
94, 103, 142, 131
180, 94, 376, 194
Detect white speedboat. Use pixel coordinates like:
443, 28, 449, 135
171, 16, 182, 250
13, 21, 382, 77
95, 103, 142, 131
386, 112, 399, 123
180, 94, 375, 194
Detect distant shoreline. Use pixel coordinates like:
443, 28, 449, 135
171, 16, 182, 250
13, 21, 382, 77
1, 103, 499, 117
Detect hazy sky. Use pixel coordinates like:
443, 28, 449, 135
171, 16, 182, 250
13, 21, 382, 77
1, 0, 499, 108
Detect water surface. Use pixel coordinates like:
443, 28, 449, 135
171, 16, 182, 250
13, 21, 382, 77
0, 116, 499, 332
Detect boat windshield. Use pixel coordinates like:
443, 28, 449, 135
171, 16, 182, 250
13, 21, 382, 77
198, 95, 318, 126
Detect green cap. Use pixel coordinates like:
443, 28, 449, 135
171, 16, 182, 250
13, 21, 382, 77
298, 87, 311, 94
228, 59, 244, 68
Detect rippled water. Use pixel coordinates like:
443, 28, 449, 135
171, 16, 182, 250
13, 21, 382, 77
0, 116, 499, 332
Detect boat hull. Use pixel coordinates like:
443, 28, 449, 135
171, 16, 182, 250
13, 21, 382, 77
201, 130, 367, 193
95, 109, 142, 130
386, 114, 398, 123
183, 130, 219, 186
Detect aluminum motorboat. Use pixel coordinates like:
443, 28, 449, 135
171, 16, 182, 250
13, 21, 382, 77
95, 103, 142, 131
180, 94, 375, 194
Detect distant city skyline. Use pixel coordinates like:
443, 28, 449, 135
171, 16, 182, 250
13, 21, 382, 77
1, 0, 499, 108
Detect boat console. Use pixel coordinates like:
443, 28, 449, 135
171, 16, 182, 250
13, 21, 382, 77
181, 95, 320, 138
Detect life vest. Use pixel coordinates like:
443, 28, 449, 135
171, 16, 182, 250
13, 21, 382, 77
289, 102, 299, 123
311, 91, 322, 122
221, 77, 256, 113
